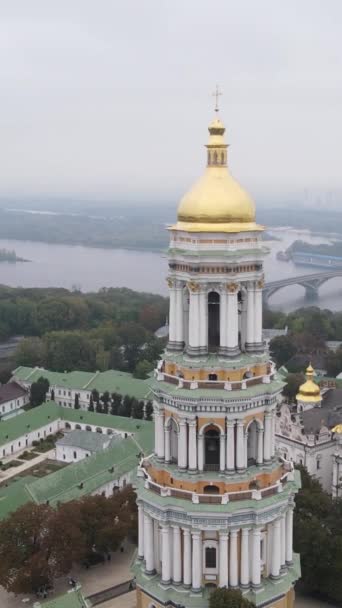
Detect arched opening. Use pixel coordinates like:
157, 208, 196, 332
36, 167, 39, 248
96, 427, 103, 433
85, 425, 92, 431
247, 420, 258, 465
203, 485, 220, 494
221, 152, 225, 165
208, 291, 220, 350
169, 418, 178, 464
75, 424, 81, 430
65, 422, 71, 430
204, 427, 220, 470
208, 373, 217, 381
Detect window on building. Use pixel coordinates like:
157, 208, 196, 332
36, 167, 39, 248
73, 451, 77, 459
68, 391, 71, 396
205, 547, 216, 569
317, 458, 321, 470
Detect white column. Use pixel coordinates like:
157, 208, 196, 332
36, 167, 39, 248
254, 286, 263, 345
138, 503, 144, 559
144, 513, 155, 574
236, 421, 245, 470
219, 532, 229, 587
240, 528, 250, 587
168, 283, 177, 344
285, 508, 293, 564
220, 434, 226, 472
271, 519, 281, 578
188, 420, 197, 471
271, 411, 276, 457
198, 434, 204, 471
264, 412, 272, 462
229, 530, 238, 588
175, 283, 184, 344
172, 526, 182, 584
188, 289, 200, 350
161, 525, 172, 584
281, 514, 286, 568
154, 520, 160, 573
226, 420, 235, 472
192, 531, 202, 592
227, 286, 239, 353
199, 288, 208, 350
220, 290, 228, 350
246, 283, 255, 347
164, 426, 171, 464
251, 528, 261, 587
178, 419, 188, 469
155, 409, 165, 460
183, 528, 192, 587
257, 428, 264, 465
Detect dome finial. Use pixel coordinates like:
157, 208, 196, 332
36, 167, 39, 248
212, 84, 222, 114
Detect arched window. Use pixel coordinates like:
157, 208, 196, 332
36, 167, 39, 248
247, 420, 258, 465
208, 291, 220, 350
204, 428, 220, 470
203, 485, 220, 494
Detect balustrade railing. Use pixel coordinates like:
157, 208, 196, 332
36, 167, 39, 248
160, 371, 275, 391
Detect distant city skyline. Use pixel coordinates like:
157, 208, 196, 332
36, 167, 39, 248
0, 0, 341, 203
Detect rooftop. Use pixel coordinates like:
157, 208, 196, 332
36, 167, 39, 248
38, 588, 90, 608
12, 366, 150, 400
56, 429, 117, 452
0, 381, 27, 405
301, 388, 342, 433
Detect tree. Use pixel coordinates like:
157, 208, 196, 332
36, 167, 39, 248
88, 394, 94, 412
145, 400, 153, 421
119, 395, 132, 417
50, 388, 55, 401
30, 376, 49, 408
111, 392, 122, 415
209, 588, 255, 608
74, 393, 80, 409
269, 336, 296, 367
282, 373, 305, 402
131, 399, 144, 419
134, 359, 153, 379
15, 337, 45, 367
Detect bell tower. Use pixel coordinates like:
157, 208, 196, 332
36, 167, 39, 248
133, 107, 301, 608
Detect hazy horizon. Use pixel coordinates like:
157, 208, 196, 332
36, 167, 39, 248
1, 0, 341, 204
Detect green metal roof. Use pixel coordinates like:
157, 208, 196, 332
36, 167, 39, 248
60, 407, 152, 435
0, 401, 61, 445
27, 437, 140, 506
164, 350, 269, 369
150, 377, 285, 400
12, 366, 150, 400
0, 475, 36, 520
39, 588, 90, 608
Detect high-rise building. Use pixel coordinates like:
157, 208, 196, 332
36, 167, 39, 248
133, 111, 301, 608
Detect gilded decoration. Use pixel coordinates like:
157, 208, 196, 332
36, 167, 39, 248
166, 277, 174, 288
257, 277, 265, 289
226, 282, 239, 293
187, 280, 200, 293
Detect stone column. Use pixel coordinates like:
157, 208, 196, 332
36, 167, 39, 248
220, 434, 226, 472
226, 420, 235, 472
246, 282, 255, 351
286, 508, 293, 564
164, 425, 171, 464
155, 409, 165, 460
172, 526, 182, 584
198, 434, 204, 471
229, 529, 238, 588
154, 520, 160, 573
264, 412, 272, 462
251, 528, 261, 587
188, 420, 197, 471
138, 503, 144, 559
226, 283, 239, 356
219, 532, 229, 588
281, 514, 286, 569
168, 281, 177, 347
187, 283, 201, 355
219, 289, 228, 355
199, 287, 208, 353
271, 519, 281, 578
270, 411, 276, 458
178, 419, 188, 469
240, 528, 250, 587
144, 513, 155, 574
175, 282, 184, 346
161, 525, 171, 585
192, 531, 202, 592
183, 528, 192, 588
236, 421, 245, 470
257, 427, 264, 465
254, 280, 263, 349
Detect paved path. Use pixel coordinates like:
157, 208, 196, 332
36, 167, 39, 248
0, 449, 55, 483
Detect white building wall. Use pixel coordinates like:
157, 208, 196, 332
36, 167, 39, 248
0, 394, 29, 418
0, 419, 61, 459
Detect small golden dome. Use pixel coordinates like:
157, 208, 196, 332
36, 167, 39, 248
296, 365, 321, 403
332, 424, 342, 434
175, 117, 262, 233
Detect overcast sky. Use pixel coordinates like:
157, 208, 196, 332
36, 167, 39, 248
0, 0, 341, 204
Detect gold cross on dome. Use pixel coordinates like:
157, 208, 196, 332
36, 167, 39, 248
212, 84, 222, 113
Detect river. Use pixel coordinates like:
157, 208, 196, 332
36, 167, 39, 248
0, 229, 341, 312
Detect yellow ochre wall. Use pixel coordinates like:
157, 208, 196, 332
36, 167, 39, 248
164, 362, 267, 381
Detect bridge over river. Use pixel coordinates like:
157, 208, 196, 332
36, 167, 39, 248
264, 270, 342, 304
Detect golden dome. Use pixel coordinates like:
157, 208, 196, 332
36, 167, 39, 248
174, 117, 263, 234
296, 365, 321, 403
332, 424, 342, 434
